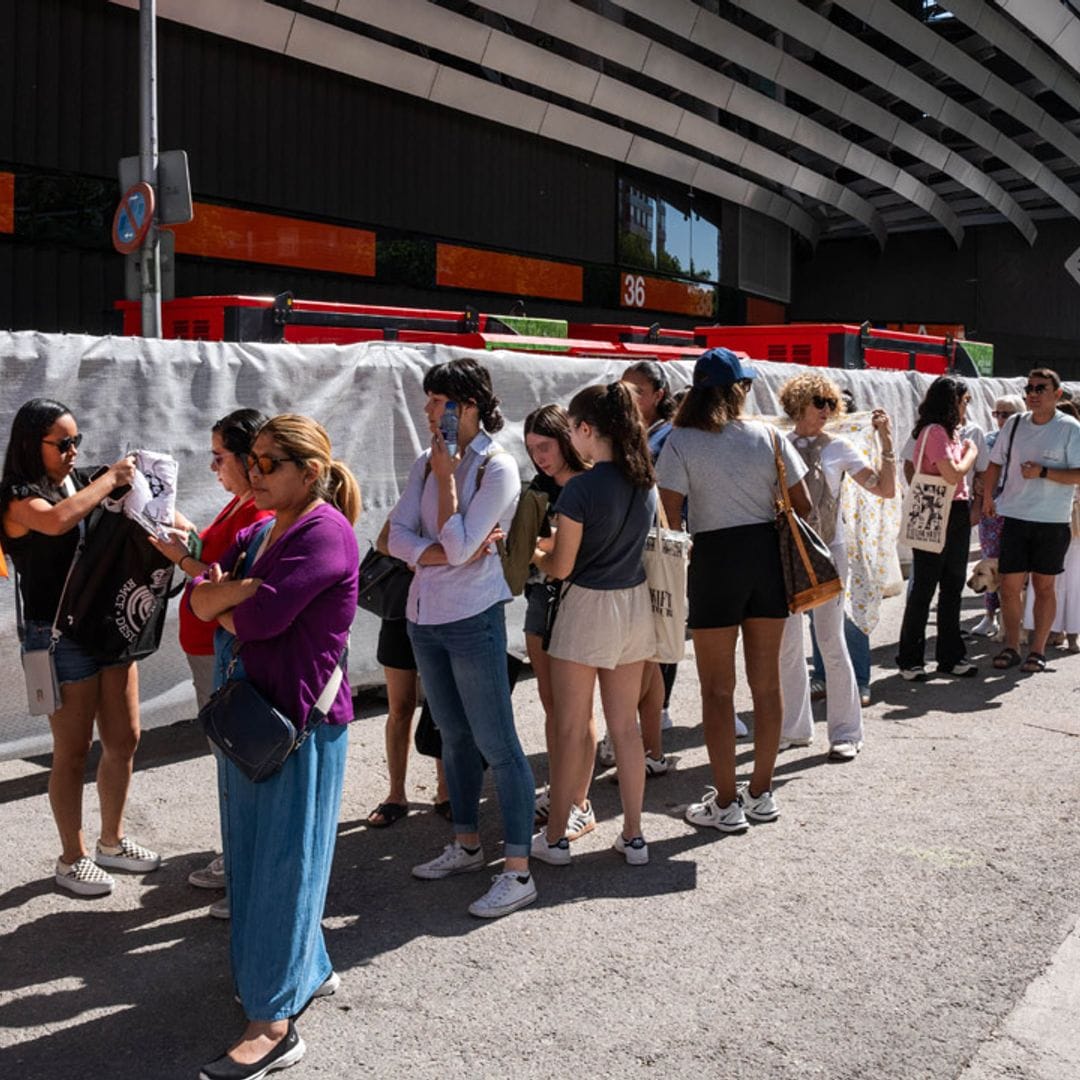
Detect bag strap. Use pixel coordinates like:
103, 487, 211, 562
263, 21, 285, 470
771, 428, 824, 590
995, 413, 1023, 497
293, 640, 349, 750
772, 426, 793, 513
25, 476, 84, 650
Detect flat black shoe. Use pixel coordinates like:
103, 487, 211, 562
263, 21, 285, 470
199, 1020, 305, 1080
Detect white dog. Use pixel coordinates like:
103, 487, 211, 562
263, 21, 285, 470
966, 558, 1028, 643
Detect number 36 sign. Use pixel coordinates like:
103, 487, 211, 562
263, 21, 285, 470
619, 271, 714, 317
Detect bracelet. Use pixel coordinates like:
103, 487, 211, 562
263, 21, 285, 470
880, 451, 896, 462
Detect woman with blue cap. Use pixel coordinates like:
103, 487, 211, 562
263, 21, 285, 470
656, 348, 812, 834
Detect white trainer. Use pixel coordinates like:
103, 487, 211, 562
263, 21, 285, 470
737, 781, 779, 822
685, 788, 748, 833
644, 753, 669, 776
828, 740, 863, 762
566, 800, 596, 841
660, 708, 674, 730
972, 614, 999, 637
530, 831, 571, 866
596, 732, 616, 768
613, 833, 649, 866
734, 714, 750, 739
412, 841, 486, 880
468, 871, 537, 918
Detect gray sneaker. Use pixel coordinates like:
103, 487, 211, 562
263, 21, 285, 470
685, 789, 748, 833
208, 896, 230, 920
95, 837, 160, 873
412, 841, 486, 880
188, 854, 225, 890
468, 871, 537, 918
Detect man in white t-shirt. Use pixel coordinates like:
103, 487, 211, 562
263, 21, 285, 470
983, 368, 1080, 672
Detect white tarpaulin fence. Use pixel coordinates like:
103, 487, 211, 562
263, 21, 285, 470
0, 330, 1030, 759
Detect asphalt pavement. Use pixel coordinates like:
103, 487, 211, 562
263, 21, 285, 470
1, 588, 1079, 1080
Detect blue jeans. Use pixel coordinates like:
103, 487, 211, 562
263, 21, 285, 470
408, 603, 534, 858
810, 615, 871, 689
220, 724, 348, 1020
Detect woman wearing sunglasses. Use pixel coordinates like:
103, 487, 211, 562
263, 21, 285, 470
1, 399, 160, 896
188, 415, 360, 1080
775, 374, 895, 761
149, 408, 271, 918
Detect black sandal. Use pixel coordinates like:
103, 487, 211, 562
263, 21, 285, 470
1021, 651, 1047, 673
992, 647, 1022, 669
366, 802, 408, 828
432, 800, 453, 822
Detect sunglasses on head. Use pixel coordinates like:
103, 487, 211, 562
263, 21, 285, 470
41, 433, 83, 454
1024, 383, 1051, 395
812, 395, 838, 412
246, 453, 301, 476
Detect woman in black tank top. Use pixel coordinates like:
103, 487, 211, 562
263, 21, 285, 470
1, 398, 160, 897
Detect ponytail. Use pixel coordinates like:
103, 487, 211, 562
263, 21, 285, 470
567, 382, 655, 489
326, 460, 362, 525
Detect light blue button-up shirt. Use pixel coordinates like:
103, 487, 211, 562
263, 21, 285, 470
388, 431, 520, 625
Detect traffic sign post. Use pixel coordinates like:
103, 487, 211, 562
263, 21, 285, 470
112, 182, 155, 255
139, 0, 161, 338
119, 150, 192, 225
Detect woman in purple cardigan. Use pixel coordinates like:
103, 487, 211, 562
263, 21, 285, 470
190, 414, 360, 1080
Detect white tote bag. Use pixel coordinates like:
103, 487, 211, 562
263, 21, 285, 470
900, 428, 956, 555
643, 499, 690, 664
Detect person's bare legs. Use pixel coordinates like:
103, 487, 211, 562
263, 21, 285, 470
95, 662, 139, 848
692, 627, 740, 806
528, 632, 594, 809
999, 571, 1026, 652
601, 661, 647, 838
638, 661, 664, 760
47, 676, 100, 864
546, 657, 596, 845
1029, 573, 1059, 658
372, 667, 417, 818
741, 618, 786, 798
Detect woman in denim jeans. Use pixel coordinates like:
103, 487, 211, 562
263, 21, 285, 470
389, 358, 537, 919
1, 398, 161, 897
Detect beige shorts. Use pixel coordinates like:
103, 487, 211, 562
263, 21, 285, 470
546, 581, 656, 670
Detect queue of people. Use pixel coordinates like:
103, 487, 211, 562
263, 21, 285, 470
4, 354, 1079, 1080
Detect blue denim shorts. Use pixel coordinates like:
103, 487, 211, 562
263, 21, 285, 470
22, 620, 126, 684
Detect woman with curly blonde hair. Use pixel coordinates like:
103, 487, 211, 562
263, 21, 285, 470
776, 373, 895, 761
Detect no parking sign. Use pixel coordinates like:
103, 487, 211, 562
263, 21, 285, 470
112, 181, 155, 255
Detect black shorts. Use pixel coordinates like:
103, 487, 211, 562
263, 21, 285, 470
688, 523, 789, 628
999, 517, 1072, 576
377, 616, 416, 670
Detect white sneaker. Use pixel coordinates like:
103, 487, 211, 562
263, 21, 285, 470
828, 740, 863, 761
972, 614, 999, 637
312, 971, 340, 999
533, 786, 550, 827
613, 834, 649, 865
95, 837, 161, 873
597, 732, 616, 768
412, 841, 486, 880
566, 800, 596, 841
661, 708, 674, 730
738, 782, 779, 822
644, 753, 669, 776
859, 686, 871, 707
734, 714, 750, 739
208, 896, 230, 919
468, 871, 537, 918
530, 831, 571, 866
900, 666, 928, 682
778, 737, 812, 752
188, 854, 226, 890
685, 788, 748, 833
55, 856, 114, 897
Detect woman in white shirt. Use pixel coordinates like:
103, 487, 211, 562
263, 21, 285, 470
776, 374, 896, 761
388, 358, 536, 920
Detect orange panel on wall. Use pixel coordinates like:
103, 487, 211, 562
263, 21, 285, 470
745, 296, 787, 324
172, 203, 375, 276
619, 271, 714, 317
0, 172, 14, 234
436, 244, 583, 302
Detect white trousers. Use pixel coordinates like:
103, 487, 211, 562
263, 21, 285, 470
779, 546, 863, 745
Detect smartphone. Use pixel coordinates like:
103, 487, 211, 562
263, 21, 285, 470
439, 401, 459, 456
187, 530, 203, 560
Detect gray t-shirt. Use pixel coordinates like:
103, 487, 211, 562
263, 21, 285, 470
656, 420, 808, 534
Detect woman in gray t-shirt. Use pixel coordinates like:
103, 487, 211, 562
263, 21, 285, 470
656, 348, 810, 836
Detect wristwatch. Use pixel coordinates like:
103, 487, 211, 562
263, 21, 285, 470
1039, 465, 1049, 478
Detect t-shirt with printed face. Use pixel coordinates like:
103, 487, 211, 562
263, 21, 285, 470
555, 462, 656, 590
989, 411, 1080, 523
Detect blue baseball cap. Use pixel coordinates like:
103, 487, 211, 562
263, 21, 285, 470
694, 347, 757, 387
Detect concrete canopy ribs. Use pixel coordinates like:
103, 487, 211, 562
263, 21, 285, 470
106, 0, 1080, 249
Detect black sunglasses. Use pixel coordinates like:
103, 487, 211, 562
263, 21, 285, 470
41, 433, 83, 454
246, 453, 301, 476
1024, 384, 1051, 395
812, 395, 838, 412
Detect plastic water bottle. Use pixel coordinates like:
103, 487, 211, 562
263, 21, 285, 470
439, 401, 458, 457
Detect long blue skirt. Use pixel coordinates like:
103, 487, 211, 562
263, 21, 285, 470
218, 723, 348, 1020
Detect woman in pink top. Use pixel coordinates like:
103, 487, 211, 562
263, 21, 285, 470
897, 377, 979, 680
